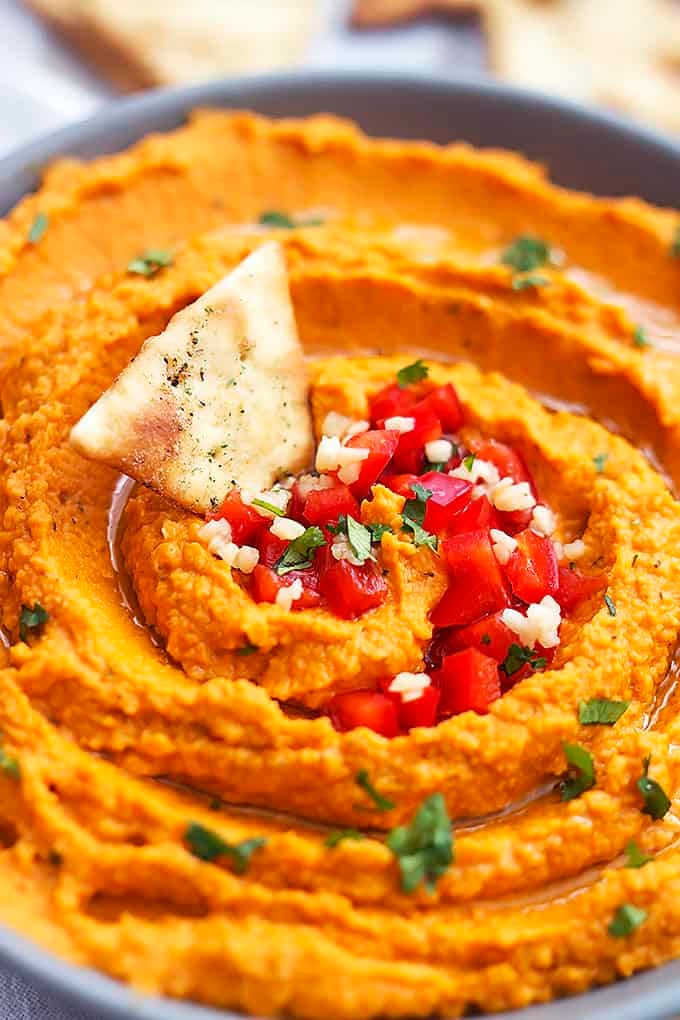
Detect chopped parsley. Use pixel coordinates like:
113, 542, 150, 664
604, 593, 617, 617
578, 698, 629, 725
462, 453, 476, 472
593, 453, 609, 474
235, 643, 259, 656
396, 359, 429, 389
625, 839, 653, 869
633, 325, 650, 348
501, 643, 547, 677
386, 793, 454, 894
251, 498, 286, 517
511, 274, 549, 291
501, 235, 551, 273
275, 526, 326, 574
127, 248, 174, 277
28, 212, 49, 244
637, 756, 670, 820
259, 210, 324, 229
185, 822, 266, 873
401, 483, 437, 551
19, 603, 49, 642
608, 903, 647, 938
671, 225, 680, 258
355, 769, 395, 812
560, 742, 596, 801
325, 828, 365, 848
0, 738, 20, 781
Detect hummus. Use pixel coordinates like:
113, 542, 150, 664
1, 111, 680, 1018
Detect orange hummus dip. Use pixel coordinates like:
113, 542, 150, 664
1, 111, 680, 1018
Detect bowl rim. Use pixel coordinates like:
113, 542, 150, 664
1, 68, 679, 1020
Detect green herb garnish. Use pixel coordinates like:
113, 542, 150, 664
633, 325, 650, 348
604, 593, 617, 617
346, 516, 376, 564
500, 643, 547, 677
671, 225, 680, 258
511, 274, 549, 291
28, 212, 49, 244
560, 742, 596, 801
0, 739, 20, 781
258, 210, 324, 229
625, 840, 653, 869
275, 526, 326, 575
185, 822, 266, 873
251, 498, 286, 517
367, 523, 392, 543
608, 903, 647, 937
501, 235, 551, 273
235, 643, 259, 657
481, 633, 491, 646
578, 698, 629, 725
637, 756, 670, 820
127, 248, 174, 277
593, 453, 609, 474
462, 453, 476, 472
396, 359, 429, 388
355, 769, 395, 812
19, 603, 49, 642
325, 828, 365, 848
386, 793, 454, 894
401, 483, 437, 551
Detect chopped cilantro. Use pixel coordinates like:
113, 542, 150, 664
401, 483, 437, 551
428, 462, 448, 473
396, 359, 429, 389
367, 523, 392, 543
275, 526, 326, 575
251, 498, 286, 517
235, 643, 259, 656
593, 452, 609, 473
259, 210, 296, 228
633, 325, 650, 348
325, 828, 365, 848
185, 822, 266, 873
386, 793, 454, 894
608, 903, 647, 938
480, 633, 492, 646
127, 248, 174, 277
501, 235, 551, 273
625, 839, 653, 869
511, 274, 549, 291
346, 516, 375, 564
637, 756, 670, 820
19, 603, 49, 642
462, 453, 476, 472
28, 212, 49, 244
578, 698, 629, 725
671, 225, 680, 258
604, 593, 617, 617
0, 738, 20, 781
355, 769, 395, 812
560, 742, 596, 801
500, 643, 547, 677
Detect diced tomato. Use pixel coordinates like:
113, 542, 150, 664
416, 471, 473, 534
211, 491, 266, 544
381, 473, 420, 498
320, 559, 388, 619
287, 480, 308, 522
433, 647, 501, 717
369, 382, 418, 424
328, 689, 400, 737
390, 407, 442, 474
398, 685, 440, 730
256, 529, 289, 567
555, 565, 606, 613
447, 612, 515, 663
504, 529, 559, 603
250, 564, 321, 610
345, 429, 400, 499
412, 383, 464, 433
448, 495, 502, 536
431, 530, 510, 628
303, 484, 359, 525
468, 438, 537, 531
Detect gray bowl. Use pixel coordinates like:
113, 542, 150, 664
0, 71, 679, 1020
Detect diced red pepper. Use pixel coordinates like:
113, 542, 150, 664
303, 484, 360, 526
412, 383, 464, 433
210, 491, 266, 545
468, 438, 537, 531
504, 529, 559, 603
431, 530, 509, 628
381, 473, 420, 498
328, 690, 400, 737
345, 429, 400, 499
398, 684, 440, 730
250, 565, 321, 610
369, 382, 418, 424
390, 406, 442, 474
555, 565, 606, 613
433, 647, 501, 717
448, 495, 502, 536
320, 559, 388, 619
416, 471, 473, 534
447, 612, 515, 663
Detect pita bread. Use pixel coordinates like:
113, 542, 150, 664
70, 243, 314, 515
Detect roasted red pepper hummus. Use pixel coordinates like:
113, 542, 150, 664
1, 111, 680, 1018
